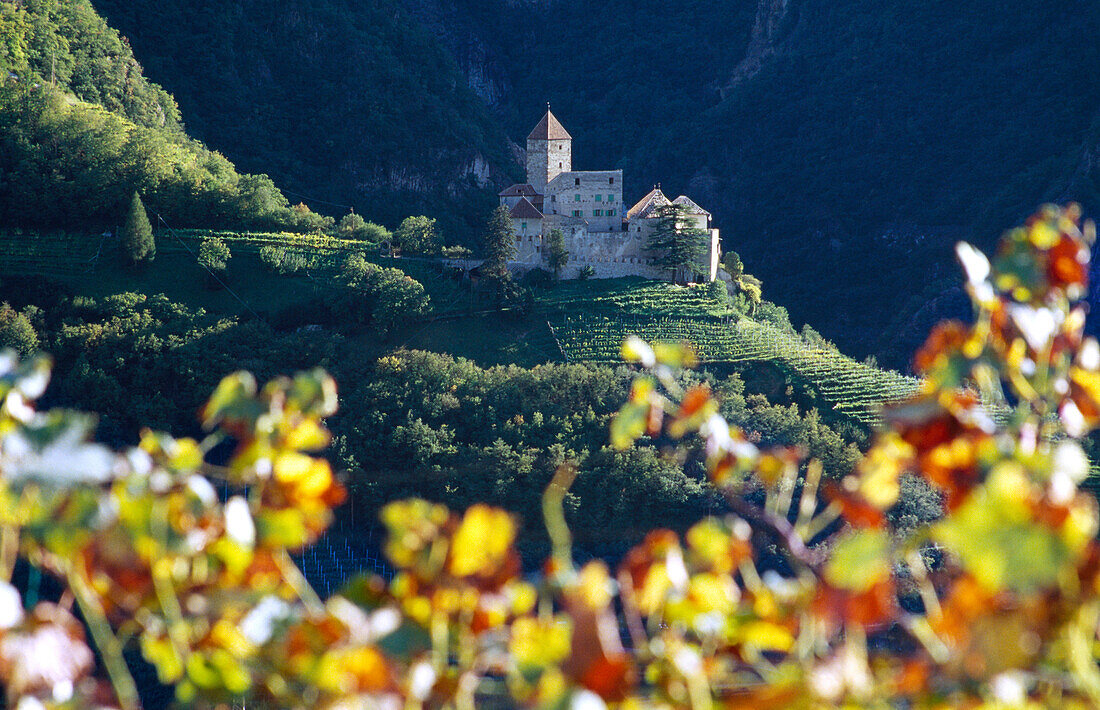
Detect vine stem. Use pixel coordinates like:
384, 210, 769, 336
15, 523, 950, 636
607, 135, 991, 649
275, 549, 323, 616
722, 490, 827, 569
67, 570, 141, 710
0, 524, 18, 582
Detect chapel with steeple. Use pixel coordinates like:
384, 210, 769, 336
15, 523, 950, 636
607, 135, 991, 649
497, 107, 720, 282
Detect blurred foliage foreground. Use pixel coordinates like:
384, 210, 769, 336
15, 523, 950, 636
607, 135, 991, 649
0, 206, 1099, 708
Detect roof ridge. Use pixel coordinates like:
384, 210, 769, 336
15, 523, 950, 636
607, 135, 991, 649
527, 109, 572, 141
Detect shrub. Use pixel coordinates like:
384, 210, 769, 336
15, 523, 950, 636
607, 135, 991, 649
0, 302, 37, 354
197, 237, 230, 273
395, 215, 440, 255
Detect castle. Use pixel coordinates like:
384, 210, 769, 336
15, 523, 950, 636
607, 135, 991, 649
498, 108, 721, 282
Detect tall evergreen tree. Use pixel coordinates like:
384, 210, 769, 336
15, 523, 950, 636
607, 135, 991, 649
121, 191, 155, 263
482, 205, 516, 288
645, 203, 707, 283
546, 228, 568, 279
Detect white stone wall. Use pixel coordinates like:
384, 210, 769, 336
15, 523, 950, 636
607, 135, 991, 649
526, 139, 548, 192
512, 216, 544, 264
544, 170, 624, 233
557, 228, 666, 279
547, 139, 571, 185
525, 138, 572, 192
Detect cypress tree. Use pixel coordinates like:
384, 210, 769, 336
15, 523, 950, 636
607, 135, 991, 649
645, 203, 707, 283
121, 192, 155, 263
482, 205, 517, 285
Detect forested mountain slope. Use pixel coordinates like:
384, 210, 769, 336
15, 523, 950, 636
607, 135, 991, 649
81, 0, 1100, 362
0, 0, 327, 230
90, 0, 521, 238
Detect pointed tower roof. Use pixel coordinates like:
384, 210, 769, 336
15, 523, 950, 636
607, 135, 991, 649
527, 107, 572, 141
627, 187, 672, 220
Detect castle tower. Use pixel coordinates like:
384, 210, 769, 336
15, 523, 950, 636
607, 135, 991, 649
526, 107, 572, 193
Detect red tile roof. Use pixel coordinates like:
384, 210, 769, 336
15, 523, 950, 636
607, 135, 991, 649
627, 188, 671, 220
672, 195, 711, 216
499, 183, 540, 197
509, 197, 544, 219
527, 109, 572, 141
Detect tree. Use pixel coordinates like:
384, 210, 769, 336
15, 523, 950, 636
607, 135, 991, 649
197, 237, 230, 274
120, 192, 154, 263
395, 215, 440, 255
481, 205, 516, 291
337, 253, 431, 331
0, 302, 37, 354
644, 203, 708, 283
546, 228, 568, 278
722, 249, 762, 315
338, 214, 391, 243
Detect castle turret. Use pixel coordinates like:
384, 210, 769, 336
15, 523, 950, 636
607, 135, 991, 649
526, 107, 571, 193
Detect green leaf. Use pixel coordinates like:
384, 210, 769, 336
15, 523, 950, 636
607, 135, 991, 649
610, 400, 648, 450
933, 465, 1074, 593
824, 529, 891, 592
200, 371, 258, 429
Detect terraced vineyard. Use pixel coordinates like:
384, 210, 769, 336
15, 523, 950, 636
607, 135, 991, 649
551, 313, 921, 426
0, 231, 108, 277
0, 229, 365, 277
166, 229, 361, 272
538, 278, 736, 318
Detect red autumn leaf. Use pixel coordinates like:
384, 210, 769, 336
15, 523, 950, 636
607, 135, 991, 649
913, 320, 970, 375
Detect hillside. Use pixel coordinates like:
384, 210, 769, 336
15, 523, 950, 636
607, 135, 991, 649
0, 226, 917, 432
89, 0, 1100, 365
89, 0, 521, 239
0, 0, 326, 231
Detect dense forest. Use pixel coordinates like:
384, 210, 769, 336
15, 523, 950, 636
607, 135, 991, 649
88, 0, 519, 238
88, 0, 1100, 363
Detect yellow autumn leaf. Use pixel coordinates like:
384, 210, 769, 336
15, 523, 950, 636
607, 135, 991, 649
448, 504, 516, 577
510, 616, 572, 671
856, 433, 913, 510
739, 620, 794, 654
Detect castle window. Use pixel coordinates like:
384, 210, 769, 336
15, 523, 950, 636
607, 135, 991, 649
573, 210, 582, 217
575, 178, 580, 186
609, 177, 615, 185
574, 194, 580, 202
595, 194, 602, 202
521, 222, 527, 231
608, 194, 615, 202
551, 195, 556, 202
559, 162, 562, 168
593, 210, 602, 217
